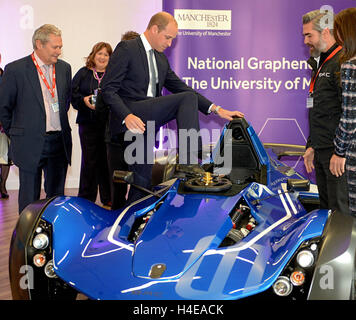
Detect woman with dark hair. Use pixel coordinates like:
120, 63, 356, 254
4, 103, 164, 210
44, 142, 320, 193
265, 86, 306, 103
71, 42, 113, 207
330, 8, 356, 216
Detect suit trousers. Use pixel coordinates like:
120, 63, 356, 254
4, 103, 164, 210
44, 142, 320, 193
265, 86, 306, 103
18, 132, 68, 213
314, 147, 349, 215
124, 91, 201, 204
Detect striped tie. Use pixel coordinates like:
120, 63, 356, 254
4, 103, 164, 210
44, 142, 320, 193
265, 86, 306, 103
148, 49, 157, 97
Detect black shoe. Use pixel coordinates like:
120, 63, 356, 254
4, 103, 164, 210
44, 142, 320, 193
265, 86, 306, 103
1, 192, 9, 199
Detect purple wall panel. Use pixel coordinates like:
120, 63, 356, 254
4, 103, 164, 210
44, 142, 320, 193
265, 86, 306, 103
162, 0, 354, 179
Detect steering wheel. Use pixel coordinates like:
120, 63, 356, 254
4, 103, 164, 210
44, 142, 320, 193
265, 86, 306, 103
184, 176, 232, 192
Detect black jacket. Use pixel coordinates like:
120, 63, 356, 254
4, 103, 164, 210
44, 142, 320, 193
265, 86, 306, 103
100, 36, 212, 135
306, 43, 342, 150
71, 67, 108, 125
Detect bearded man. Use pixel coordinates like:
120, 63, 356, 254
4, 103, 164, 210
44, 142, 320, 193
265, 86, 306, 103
302, 9, 349, 215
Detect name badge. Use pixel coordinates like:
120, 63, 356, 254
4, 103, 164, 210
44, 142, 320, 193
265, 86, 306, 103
51, 101, 59, 113
306, 95, 313, 109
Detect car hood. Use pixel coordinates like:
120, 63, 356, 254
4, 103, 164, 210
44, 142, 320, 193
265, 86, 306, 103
131, 191, 238, 279
42, 182, 329, 300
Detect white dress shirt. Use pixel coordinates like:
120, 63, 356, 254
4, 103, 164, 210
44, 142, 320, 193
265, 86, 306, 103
33, 52, 61, 131
140, 33, 159, 97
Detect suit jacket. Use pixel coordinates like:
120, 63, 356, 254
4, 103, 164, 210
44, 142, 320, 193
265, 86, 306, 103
0, 55, 72, 172
101, 37, 212, 134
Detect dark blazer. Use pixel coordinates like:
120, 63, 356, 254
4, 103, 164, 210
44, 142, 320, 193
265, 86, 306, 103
0, 55, 72, 173
101, 36, 212, 134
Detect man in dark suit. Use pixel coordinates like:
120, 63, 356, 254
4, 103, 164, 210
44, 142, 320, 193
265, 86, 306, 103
0, 24, 72, 213
101, 12, 243, 203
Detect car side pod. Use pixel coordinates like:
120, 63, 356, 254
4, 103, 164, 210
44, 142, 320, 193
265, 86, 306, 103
307, 210, 356, 300
8, 199, 52, 300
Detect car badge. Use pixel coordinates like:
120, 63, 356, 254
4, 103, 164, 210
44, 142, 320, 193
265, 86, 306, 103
149, 263, 166, 279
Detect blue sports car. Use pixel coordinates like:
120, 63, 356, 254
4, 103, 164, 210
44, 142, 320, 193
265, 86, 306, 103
9, 118, 356, 300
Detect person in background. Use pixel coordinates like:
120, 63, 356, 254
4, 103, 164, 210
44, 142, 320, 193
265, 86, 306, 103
302, 10, 349, 215
330, 8, 356, 217
0, 53, 10, 199
105, 31, 140, 210
71, 42, 113, 207
0, 24, 72, 213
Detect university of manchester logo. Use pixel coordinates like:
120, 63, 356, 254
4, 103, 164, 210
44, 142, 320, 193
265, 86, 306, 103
174, 9, 232, 30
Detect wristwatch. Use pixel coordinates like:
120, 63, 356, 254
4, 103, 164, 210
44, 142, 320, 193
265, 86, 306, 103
213, 105, 221, 114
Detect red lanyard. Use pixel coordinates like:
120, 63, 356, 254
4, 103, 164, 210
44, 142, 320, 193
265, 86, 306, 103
92, 68, 105, 87
31, 53, 56, 98
309, 45, 342, 94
